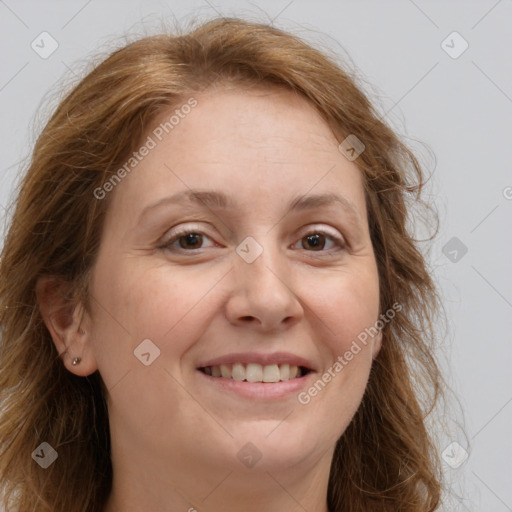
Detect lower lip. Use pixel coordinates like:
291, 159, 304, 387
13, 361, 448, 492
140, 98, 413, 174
196, 370, 314, 400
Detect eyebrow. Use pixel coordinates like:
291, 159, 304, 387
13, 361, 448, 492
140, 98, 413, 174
138, 189, 362, 227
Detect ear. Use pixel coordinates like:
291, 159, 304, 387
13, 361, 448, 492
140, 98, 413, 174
36, 275, 98, 377
371, 330, 383, 360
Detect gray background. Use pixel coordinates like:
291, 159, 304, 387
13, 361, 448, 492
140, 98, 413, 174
1, 1, 511, 510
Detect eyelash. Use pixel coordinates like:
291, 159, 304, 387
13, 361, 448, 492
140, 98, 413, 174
160, 226, 346, 255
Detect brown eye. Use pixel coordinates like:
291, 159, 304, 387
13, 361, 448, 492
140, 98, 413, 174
292, 229, 344, 255
162, 230, 216, 252
302, 233, 326, 251
177, 233, 203, 249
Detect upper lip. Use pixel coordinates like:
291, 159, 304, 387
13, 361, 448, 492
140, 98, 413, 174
197, 351, 317, 372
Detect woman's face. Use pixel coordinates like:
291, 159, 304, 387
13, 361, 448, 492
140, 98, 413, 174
85, 85, 381, 482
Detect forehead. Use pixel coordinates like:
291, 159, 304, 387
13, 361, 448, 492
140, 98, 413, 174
103, 85, 367, 226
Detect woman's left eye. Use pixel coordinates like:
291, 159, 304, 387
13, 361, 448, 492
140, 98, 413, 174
292, 231, 344, 252
160, 228, 345, 253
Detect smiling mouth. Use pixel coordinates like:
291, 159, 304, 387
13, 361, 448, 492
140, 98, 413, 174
198, 363, 311, 383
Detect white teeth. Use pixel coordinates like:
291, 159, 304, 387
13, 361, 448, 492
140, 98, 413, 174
262, 364, 280, 382
246, 363, 263, 383
280, 363, 290, 380
202, 363, 305, 382
220, 364, 231, 378
232, 363, 245, 381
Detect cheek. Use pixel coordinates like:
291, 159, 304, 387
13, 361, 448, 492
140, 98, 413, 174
89, 260, 226, 378
304, 265, 378, 380
311, 264, 380, 351
292, 267, 380, 444
87, 262, 222, 435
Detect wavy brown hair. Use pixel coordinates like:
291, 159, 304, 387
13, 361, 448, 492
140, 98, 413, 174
0, 16, 445, 512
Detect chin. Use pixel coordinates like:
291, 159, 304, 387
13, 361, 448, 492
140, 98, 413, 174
219, 421, 327, 472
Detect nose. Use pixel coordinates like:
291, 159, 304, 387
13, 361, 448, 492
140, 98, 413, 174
224, 240, 304, 332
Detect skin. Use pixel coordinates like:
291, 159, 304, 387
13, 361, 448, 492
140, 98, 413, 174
37, 84, 382, 512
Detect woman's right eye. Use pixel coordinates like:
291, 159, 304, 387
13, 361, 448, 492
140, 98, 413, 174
160, 230, 217, 251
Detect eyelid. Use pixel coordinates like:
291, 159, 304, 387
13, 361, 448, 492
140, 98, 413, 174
163, 223, 209, 240
297, 224, 343, 241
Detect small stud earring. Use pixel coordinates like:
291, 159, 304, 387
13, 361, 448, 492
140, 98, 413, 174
72, 357, 82, 366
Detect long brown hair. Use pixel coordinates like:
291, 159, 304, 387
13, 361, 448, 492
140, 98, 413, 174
0, 17, 446, 511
